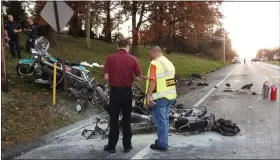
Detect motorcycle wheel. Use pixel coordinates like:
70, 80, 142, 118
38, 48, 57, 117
16, 63, 34, 76
91, 86, 108, 110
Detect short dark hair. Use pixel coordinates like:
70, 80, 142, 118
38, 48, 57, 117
118, 40, 129, 49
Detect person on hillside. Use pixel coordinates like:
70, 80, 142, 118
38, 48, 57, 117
4, 15, 22, 59
145, 46, 177, 151
103, 40, 145, 153
24, 18, 38, 52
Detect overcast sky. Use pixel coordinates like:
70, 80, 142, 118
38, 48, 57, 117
118, 2, 280, 58
221, 2, 280, 58
28, 1, 279, 57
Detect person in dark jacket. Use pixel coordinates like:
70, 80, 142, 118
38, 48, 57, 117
4, 15, 22, 58
24, 18, 38, 52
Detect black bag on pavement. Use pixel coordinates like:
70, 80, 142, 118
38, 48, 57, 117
212, 118, 241, 136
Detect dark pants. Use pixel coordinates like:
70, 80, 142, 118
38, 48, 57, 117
8, 36, 21, 58
25, 36, 36, 52
107, 86, 133, 149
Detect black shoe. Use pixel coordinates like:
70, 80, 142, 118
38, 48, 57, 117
150, 143, 167, 151
124, 146, 133, 153
104, 145, 116, 153
155, 139, 169, 147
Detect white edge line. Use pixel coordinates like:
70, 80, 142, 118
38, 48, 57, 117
265, 76, 269, 81
130, 145, 150, 159
193, 65, 238, 107
130, 65, 238, 159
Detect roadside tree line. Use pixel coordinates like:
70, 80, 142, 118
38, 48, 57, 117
256, 47, 280, 61
2, 1, 237, 60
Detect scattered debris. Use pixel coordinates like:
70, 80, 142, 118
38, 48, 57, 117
212, 118, 241, 136
226, 83, 231, 87
252, 92, 257, 95
223, 89, 233, 92
191, 87, 196, 90
241, 83, 253, 90
187, 80, 194, 86
197, 156, 202, 159
248, 106, 253, 109
214, 85, 218, 88
233, 151, 236, 154
176, 104, 184, 109
191, 73, 202, 79
197, 82, 209, 86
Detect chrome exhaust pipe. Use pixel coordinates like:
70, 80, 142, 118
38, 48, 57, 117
34, 79, 50, 84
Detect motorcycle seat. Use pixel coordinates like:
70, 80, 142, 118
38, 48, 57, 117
69, 62, 80, 66
56, 58, 80, 66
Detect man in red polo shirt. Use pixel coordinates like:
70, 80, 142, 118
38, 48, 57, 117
103, 40, 143, 153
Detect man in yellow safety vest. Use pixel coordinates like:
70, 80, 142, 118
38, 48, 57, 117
145, 46, 177, 151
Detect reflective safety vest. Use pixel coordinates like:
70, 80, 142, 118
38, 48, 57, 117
145, 56, 177, 103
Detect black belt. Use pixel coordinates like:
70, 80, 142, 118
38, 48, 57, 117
111, 86, 131, 91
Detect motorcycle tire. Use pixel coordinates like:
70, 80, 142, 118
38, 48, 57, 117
16, 63, 34, 76
92, 86, 108, 109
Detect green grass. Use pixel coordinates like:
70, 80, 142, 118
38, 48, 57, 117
50, 35, 225, 81
266, 61, 280, 66
1, 34, 225, 148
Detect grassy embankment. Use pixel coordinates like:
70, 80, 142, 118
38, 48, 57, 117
1, 34, 225, 148
266, 61, 280, 66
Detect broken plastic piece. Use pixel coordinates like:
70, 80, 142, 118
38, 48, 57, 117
197, 82, 209, 86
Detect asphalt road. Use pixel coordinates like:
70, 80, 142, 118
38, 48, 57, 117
11, 62, 280, 159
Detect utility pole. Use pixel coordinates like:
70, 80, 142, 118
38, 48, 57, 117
223, 28, 226, 64
53, 1, 67, 89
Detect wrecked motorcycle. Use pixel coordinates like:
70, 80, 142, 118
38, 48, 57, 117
16, 36, 107, 110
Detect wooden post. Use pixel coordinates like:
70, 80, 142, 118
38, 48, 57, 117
1, 16, 8, 93
53, 1, 67, 89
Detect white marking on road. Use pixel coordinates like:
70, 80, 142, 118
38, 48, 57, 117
130, 146, 150, 159
265, 76, 269, 81
193, 66, 238, 107
130, 65, 238, 159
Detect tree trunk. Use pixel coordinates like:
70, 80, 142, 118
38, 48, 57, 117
131, 29, 139, 57
158, 5, 164, 48
172, 22, 176, 52
70, 3, 79, 38
86, 2, 91, 49
166, 25, 171, 54
105, 1, 112, 43
131, 1, 138, 56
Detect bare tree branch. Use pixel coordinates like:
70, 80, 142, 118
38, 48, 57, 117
136, 2, 146, 29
